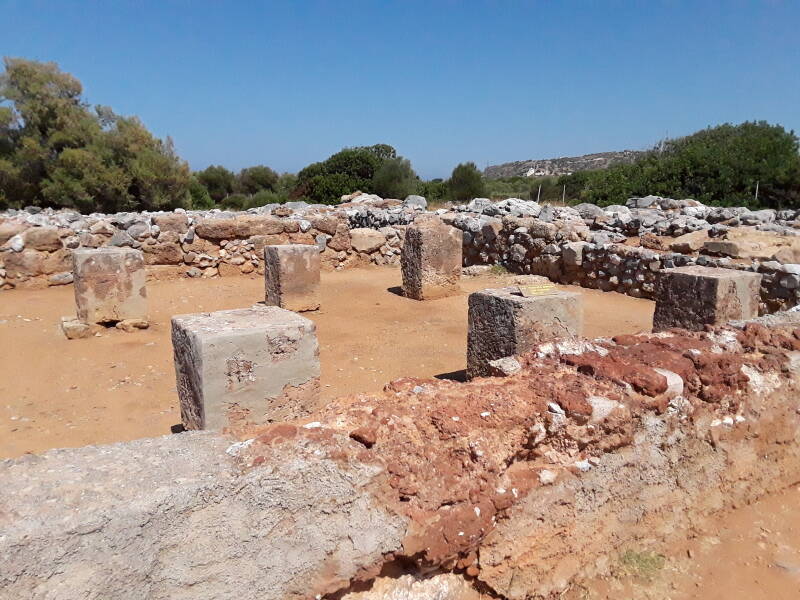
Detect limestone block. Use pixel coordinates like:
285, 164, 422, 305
401, 219, 462, 300
467, 287, 583, 379
72, 248, 147, 324
264, 244, 321, 312
653, 266, 762, 331
0, 432, 406, 600
350, 228, 386, 253
171, 305, 321, 430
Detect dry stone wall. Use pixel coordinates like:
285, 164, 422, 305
3, 193, 800, 313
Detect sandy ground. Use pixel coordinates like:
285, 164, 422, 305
573, 484, 800, 600
1, 264, 798, 598
0, 266, 653, 459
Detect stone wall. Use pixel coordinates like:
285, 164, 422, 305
3, 194, 800, 314
3, 311, 800, 599
0, 204, 414, 289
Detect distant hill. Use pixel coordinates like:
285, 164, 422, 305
484, 150, 645, 179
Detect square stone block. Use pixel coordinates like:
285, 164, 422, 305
72, 248, 147, 324
401, 218, 462, 300
172, 305, 321, 431
467, 287, 583, 379
264, 244, 320, 312
653, 266, 762, 332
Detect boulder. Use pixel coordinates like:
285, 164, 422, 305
350, 228, 387, 253
23, 227, 62, 251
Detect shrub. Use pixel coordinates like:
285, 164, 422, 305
196, 165, 235, 203
448, 162, 486, 201
372, 157, 417, 199
235, 165, 278, 195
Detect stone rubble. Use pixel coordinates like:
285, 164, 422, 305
2, 192, 800, 313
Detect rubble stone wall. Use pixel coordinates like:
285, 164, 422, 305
3, 312, 800, 599
2, 194, 800, 313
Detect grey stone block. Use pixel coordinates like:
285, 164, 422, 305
72, 247, 147, 324
172, 305, 320, 430
653, 265, 762, 331
401, 218, 462, 300
264, 244, 320, 312
0, 432, 406, 600
467, 287, 583, 379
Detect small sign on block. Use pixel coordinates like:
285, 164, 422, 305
517, 283, 557, 297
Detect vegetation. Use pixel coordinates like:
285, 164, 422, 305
619, 550, 666, 582
372, 157, 418, 199
2, 60, 798, 213
558, 122, 800, 208
0, 58, 192, 211
447, 162, 486, 202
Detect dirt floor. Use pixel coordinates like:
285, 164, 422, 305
573, 484, 800, 600
1, 264, 799, 598
0, 265, 653, 459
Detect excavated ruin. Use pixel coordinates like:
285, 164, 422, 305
2, 311, 799, 599
3, 193, 800, 599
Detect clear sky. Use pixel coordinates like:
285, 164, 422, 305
2, 1, 798, 179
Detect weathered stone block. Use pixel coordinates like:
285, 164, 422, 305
264, 244, 321, 312
72, 248, 147, 324
653, 266, 762, 331
401, 219, 462, 300
467, 287, 583, 378
171, 305, 321, 430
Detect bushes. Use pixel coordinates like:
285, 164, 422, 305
196, 165, 235, 203
560, 121, 800, 208
293, 143, 409, 204
448, 162, 486, 202
372, 157, 418, 199
416, 178, 449, 204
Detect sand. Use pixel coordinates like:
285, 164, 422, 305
0, 266, 654, 458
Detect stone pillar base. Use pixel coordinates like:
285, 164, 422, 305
653, 266, 761, 331
467, 286, 583, 378
171, 305, 320, 430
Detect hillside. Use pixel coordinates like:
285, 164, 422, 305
484, 150, 645, 179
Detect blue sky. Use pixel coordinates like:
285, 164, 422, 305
2, 1, 798, 179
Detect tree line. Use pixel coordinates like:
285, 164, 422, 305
2, 58, 798, 213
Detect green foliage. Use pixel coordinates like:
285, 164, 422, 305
372, 157, 417, 199
294, 143, 400, 204
196, 165, 235, 203
560, 121, 800, 208
234, 165, 278, 195
219, 192, 248, 210
448, 162, 486, 201
249, 189, 286, 206
484, 175, 532, 200
416, 178, 449, 204
274, 172, 297, 196
188, 176, 214, 209
0, 57, 191, 212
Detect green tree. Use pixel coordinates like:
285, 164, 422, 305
448, 162, 486, 201
235, 165, 278, 195
196, 165, 235, 203
293, 144, 400, 204
0, 57, 190, 211
371, 157, 417, 199
188, 176, 214, 209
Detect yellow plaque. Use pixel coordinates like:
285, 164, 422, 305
518, 283, 557, 297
